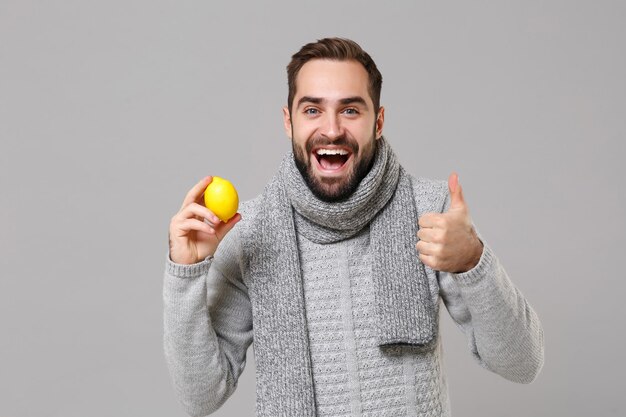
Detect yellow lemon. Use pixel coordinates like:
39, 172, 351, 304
203, 176, 239, 222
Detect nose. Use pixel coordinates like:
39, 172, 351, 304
320, 112, 344, 140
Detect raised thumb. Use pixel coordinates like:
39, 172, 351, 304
448, 172, 466, 210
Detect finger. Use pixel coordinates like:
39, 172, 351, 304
415, 240, 439, 256
417, 227, 440, 243
177, 218, 216, 236
180, 202, 221, 225
447, 172, 466, 211
418, 252, 436, 269
181, 176, 213, 209
418, 212, 443, 229
216, 212, 242, 235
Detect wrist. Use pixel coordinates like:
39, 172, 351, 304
459, 238, 484, 273
166, 252, 213, 278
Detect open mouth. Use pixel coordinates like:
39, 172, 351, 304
313, 147, 352, 172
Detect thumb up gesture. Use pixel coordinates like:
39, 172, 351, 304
416, 172, 484, 273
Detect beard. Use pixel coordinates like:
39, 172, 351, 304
292, 130, 377, 203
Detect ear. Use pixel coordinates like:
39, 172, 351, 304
282, 106, 292, 139
375, 106, 385, 139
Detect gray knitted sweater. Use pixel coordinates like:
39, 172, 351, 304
163, 176, 544, 417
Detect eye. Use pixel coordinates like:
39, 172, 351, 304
304, 107, 319, 115
342, 108, 359, 115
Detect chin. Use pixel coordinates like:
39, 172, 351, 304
306, 166, 361, 202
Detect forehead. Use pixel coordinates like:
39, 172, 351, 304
294, 59, 371, 105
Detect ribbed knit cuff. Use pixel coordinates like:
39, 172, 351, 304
450, 241, 496, 286
165, 252, 213, 278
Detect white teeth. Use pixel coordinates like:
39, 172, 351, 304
315, 148, 349, 156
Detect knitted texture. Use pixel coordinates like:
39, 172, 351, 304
298, 227, 450, 416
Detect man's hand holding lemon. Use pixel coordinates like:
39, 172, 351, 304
169, 176, 241, 265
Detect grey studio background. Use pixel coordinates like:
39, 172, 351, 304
1, 1, 624, 416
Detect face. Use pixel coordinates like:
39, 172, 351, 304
283, 59, 385, 202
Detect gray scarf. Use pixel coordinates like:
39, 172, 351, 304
240, 136, 436, 416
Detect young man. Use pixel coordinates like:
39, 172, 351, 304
164, 38, 544, 417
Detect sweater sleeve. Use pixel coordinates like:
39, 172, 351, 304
163, 227, 253, 416
437, 193, 545, 384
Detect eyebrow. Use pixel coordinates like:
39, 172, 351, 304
296, 95, 368, 108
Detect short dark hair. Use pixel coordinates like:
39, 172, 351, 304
286, 37, 383, 113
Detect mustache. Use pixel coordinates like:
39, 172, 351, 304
305, 136, 359, 154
